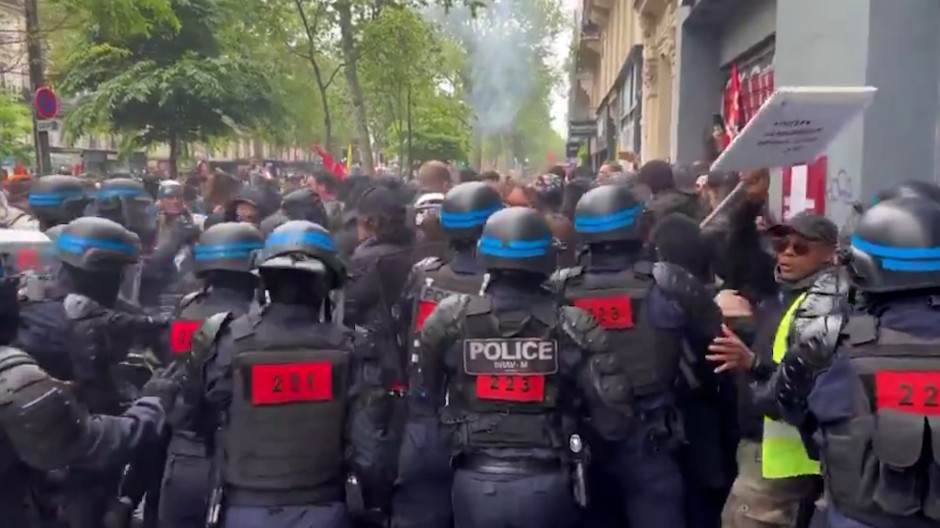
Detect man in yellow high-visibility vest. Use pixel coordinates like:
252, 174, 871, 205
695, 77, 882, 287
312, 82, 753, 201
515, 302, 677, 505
708, 207, 847, 528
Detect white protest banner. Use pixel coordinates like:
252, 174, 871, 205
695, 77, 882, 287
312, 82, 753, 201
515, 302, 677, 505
710, 86, 877, 173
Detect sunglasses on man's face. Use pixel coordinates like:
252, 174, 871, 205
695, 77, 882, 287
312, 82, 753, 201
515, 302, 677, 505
771, 236, 814, 256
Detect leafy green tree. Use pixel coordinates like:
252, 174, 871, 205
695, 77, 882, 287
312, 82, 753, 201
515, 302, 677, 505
0, 92, 34, 163
359, 6, 473, 172
56, 0, 283, 177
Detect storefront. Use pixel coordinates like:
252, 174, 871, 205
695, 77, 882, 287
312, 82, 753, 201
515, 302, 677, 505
592, 101, 616, 169
617, 45, 644, 167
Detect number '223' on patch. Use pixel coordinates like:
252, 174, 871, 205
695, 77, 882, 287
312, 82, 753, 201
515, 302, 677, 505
476, 375, 546, 402
573, 296, 634, 329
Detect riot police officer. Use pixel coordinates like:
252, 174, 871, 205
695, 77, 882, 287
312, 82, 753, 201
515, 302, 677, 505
89, 177, 159, 240
154, 222, 264, 528
872, 179, 940, 204
394, 181, 503, 528
27, 174, 91, 231
197, 220, 391, 528
7, 216, 176, 527
552, 185, 709, 528
0, 271, 176, 526
90, 177, 200, 309
148, 180, 204, 315
770, 195, 940, 528
417, 206, 608, 528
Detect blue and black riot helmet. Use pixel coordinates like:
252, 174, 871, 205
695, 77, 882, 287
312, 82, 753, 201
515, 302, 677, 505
573, 184, 644, 245
28, 175, 89, 229
55, 217, 140, 273
193, 222, 264, 276
872, 180, 940, 206
440, 182, 503, 242
848, 196, 940, 293
478, 207, 555, 276
90, 177, 156, 235
259, 220, 346, 290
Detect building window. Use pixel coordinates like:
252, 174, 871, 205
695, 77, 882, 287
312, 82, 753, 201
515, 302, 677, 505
723, 42, 775, 127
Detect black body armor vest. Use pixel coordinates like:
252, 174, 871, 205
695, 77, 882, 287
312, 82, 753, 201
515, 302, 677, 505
824, 315, 940, 528
561, 267, 682, 397
222, 312, 351, 504
408, 259, 484, 345
442, 296, 567, 454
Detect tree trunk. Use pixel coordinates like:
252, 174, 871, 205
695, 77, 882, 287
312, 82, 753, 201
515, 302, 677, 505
168, 131, 179, 180
336, 0, 374, 175
294, 0, 334, 152
406, 82, 413, 172
471, 130, 483, 170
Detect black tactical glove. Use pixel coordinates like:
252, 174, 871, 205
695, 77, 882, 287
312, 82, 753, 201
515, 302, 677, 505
177, 217, 201, 245
140, 363, 184, 413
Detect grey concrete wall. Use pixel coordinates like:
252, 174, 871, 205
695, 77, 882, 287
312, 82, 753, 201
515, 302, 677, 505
775, 0, 940, 227
719, 0, 776, 66
672, 6, 724, 164
862, 0, 940, 195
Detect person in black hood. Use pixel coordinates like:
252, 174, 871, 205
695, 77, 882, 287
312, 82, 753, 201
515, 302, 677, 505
345, 185, 416, 328
344, 185, 418, 513
640, 160, 705, 224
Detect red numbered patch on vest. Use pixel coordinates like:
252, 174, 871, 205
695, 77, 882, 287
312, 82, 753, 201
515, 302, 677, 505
170, 320, 201, 354
476, 375, 545, 402
17, 249, 39, 270
875, 371, 940, 415
414, 300, 438, 332
251, 362, 333, 406
573, 296, 634, 329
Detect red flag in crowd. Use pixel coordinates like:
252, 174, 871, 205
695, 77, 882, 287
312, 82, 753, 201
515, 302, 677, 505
547, 151, 556, 165
724, 62, 742, 147
312, 145, 347, 180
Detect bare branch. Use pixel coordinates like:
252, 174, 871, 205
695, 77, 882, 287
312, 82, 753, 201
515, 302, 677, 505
324, 64, 343, 90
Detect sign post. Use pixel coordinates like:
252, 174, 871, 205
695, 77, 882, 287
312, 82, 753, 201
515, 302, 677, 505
33, 86, 58, 120
31, 86, 58, 175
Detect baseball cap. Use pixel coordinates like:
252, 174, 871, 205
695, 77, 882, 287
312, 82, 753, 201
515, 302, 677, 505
767, 212, 838, 246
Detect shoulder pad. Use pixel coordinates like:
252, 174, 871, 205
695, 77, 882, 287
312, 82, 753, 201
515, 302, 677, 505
177, 290, 205, 311
557, 305, 608, 353
0, 346, 37, 374
548, 266, 584, 293
652, 261, 721, 329
632, 260, 654, 278
419, 293, 470, 352
423, 293, 472, 333
193, 312, 232, 351
63, 294, 104, 320
465, 294, 492, 316
841, 314, 877, 346
0, 363, 87, 471
0, 354, 50, 406
652, 262, 711, 307
413, 256, 444, 272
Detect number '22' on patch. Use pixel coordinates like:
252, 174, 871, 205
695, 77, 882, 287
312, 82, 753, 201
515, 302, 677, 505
876, 371, 940, 415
